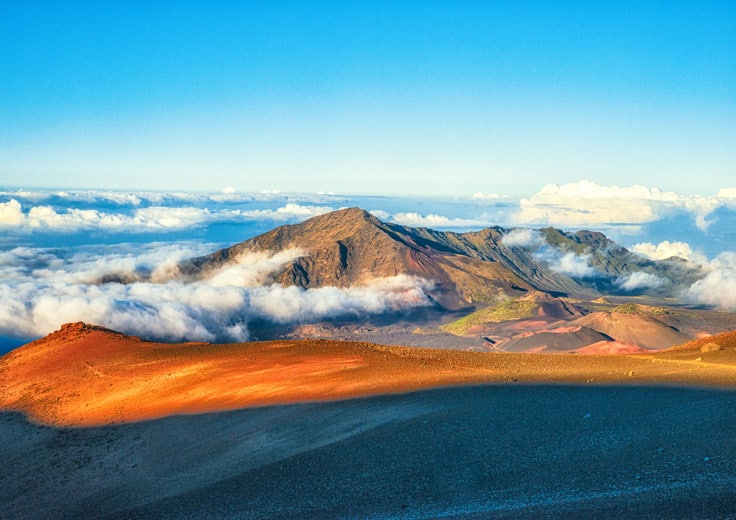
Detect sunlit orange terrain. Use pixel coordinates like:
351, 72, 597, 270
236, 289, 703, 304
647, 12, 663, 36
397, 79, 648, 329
2, 322, 736, 427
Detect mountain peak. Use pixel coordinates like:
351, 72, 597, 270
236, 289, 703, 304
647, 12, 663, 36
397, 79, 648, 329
261, 206, 385, 246
308, 207, 379, 227
30, 322, 135, 347
181, 205, 696, 314
334, 207, 373, 219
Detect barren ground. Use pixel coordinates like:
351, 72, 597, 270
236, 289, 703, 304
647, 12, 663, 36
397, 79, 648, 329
2, 324, 736, 519
2, 323, 736, 427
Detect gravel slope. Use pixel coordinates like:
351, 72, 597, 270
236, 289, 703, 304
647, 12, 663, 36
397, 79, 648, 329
2, 385, 736, 519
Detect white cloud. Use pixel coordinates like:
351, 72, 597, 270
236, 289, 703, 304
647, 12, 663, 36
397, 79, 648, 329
500, 227, 599, 279
471, 192, 509, 200
0, 199, 24, 225
630, 241, 705, 263
616, 272, 664, 291
132, 206, 212, 229
389, 212, 488, 229
0, 245, 434, 342
238, 203, 335, 221
0, 200, 336, 233
497, 228, 599, 279
501, 228, 544, 248
551, 251, 597, 278
717, 187, 736, 200
69, 191, 143, 206
206, 248, 307, 287
246, 275, 434, 324
615, 245, 736, 310
368, 209, 391, 221
511, 180, 734, 231
0, 190, 54, 203
684, 252, 736, 311
22, 205, 211, 231
0, 188, 330, 208
686, 270, 736, 310
533, 246, 597, 278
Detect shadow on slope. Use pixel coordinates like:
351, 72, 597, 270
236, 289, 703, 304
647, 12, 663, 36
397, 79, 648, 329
3, 385, 736, 520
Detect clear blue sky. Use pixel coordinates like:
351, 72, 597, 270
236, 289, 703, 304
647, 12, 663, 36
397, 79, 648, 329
1, 1, 734, 196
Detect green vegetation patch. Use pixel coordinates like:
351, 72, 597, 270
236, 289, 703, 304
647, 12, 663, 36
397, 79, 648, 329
441, 299, 538, 336
613, 303, 668, 316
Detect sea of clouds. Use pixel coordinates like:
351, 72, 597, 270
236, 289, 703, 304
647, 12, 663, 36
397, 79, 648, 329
1, 181, 735, 347
0, 243, 434, 343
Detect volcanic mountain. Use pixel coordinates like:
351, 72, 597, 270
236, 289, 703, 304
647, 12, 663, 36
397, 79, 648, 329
180, 207, 696, 310
182, 207, 533, 309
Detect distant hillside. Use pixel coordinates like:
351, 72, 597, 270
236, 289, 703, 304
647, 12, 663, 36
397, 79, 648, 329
486, 311, 692, 353
181, 207, 700, 310
570, 311, 690, 350
182, 208, 533, 310
441, 291, 583, 336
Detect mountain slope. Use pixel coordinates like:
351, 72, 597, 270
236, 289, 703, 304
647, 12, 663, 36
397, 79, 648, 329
4, 323, 736, 428
183, 208, 533, 309
180, 207, 700, 311
490, 311, 692, 353
568, 311, 690, 350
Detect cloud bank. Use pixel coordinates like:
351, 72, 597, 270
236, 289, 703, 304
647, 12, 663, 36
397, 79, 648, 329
5, 184, 736, 244
0, 199, 335, 233
0, 244, 434, 342
388, 212, 489, 229
683, 251, 736, 311
615, 272, 665, 291
630, 240, 702, 262
628, 239, 736, 310
511, 180, 736, 231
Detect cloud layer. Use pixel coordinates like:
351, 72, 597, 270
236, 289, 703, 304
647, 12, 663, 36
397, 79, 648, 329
624, 240, 736, 310
0, 244, 434, 342
0, 198, 335, 233
386, 212, 490, 229
684, 252, 736, 311
511, 180, 736, 231
5, 183, 736, 242
629, 240, 702, 262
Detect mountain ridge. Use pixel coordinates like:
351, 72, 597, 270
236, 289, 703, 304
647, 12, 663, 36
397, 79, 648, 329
181, 207, 699, 309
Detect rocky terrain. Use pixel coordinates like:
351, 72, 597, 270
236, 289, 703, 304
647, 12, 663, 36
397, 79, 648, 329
181, 207, 702, 308
2, 324, 736, 519
164, 207, 731, 352
3, 322, 735, 427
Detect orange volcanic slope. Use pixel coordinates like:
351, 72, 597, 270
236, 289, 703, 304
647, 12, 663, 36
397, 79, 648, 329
2, 323, 736, 427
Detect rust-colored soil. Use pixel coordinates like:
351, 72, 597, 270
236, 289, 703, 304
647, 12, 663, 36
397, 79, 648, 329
2, 323, 736, 427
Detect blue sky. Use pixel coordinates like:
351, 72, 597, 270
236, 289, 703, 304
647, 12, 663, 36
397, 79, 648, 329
1, 1, 735, 196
